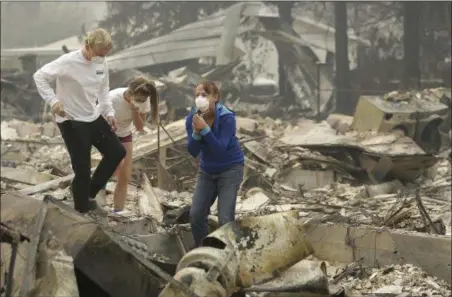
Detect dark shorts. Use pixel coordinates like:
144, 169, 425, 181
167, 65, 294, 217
118, 134, 132, 143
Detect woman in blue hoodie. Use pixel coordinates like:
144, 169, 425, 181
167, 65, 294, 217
186, 81, 245, 247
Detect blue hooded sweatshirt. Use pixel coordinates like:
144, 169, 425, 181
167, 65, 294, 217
185, 103, 244, 174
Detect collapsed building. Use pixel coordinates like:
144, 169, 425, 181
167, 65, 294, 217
1, 2, 368, 123
106, 2, 369, 120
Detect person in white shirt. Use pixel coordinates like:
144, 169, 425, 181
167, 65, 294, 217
33, 28, 126, 215
103, 76, 159, 212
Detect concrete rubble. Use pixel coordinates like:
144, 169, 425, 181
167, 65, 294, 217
1, 67, 451, 297
329, 261, 451, 296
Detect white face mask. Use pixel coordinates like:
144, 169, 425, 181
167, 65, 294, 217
92, 56, 105, 64
131, 99, 148, 111
195, 96, 209, 113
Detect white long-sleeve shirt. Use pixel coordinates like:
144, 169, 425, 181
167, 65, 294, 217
105, 87, 151, 137
33, 49, 114, 123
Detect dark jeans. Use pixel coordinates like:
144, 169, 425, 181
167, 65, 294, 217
189, 164, 244, 247
57, 116, 126, 213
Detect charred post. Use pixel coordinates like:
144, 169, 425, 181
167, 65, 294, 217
334, 2, 351, 115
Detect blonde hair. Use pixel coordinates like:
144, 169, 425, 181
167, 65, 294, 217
84, 28, 112, 49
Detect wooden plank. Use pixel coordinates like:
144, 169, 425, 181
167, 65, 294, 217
139, 173, 164, 223
1, 167, 57, 185
157, 145, 168, 190
18, 174, 74, 195
304, 223, 451, 284
18, 168, 96, 196
157, 161, 178, 192
18, 198, 49, 296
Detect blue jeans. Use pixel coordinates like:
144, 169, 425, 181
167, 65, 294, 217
190, 164, 244, 247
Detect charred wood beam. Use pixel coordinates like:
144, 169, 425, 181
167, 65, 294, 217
415, 188, 441, 234
18, 196, 49, 297
1, 192, 176, 297
0, 222, 30, 244
0, 223, 30, 297
403, 2, 421, 90
334, 2, 351, 115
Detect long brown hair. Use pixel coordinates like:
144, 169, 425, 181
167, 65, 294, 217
128, 76, 159, 124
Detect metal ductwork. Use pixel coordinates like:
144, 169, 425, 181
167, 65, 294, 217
158, 211, 314, 297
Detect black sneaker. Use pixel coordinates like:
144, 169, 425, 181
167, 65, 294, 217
88, 198, 99, 211
88, 199, 108, 216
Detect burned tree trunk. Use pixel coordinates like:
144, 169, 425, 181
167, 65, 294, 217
275, 2, 295, 105
403, 2, 421, 90
334, 2, 351, 114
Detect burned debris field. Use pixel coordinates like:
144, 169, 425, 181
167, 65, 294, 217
1, 2, 451, 297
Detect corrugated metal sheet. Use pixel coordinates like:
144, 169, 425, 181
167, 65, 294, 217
1, 49, 65, 57
110, 43, 218, 70
1, 36, 82, 57
107, 2, 270, 71
107, 1, 371, 71
292, 16, 370, 46
124, 17, 228, 52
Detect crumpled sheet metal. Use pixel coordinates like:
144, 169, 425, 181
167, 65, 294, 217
247, 260, 330, 296
1, 192, 164, 297
175, 246, 239, 296
204, 210, 314, 288
278, 122, 429, 156
159, 211, 314, 297
159, 266, 227, 297
276, 122, 440, 181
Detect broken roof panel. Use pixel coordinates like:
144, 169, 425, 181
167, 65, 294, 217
109, 41, 218, 70
108, 2, 267, 71
108, 2, 370, 71
0, 35, 82, 57
292, 16, 370, 46
278, 122, 429, 156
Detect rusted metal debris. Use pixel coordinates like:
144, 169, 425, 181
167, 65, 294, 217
242, 260, 329, 295
415, 188, 442, 234
352, 92, 449, 154
18, 195, 48, 297
1, 195, 334, 297
331, 257, 364, 285
0, 222, 30, 297
0, 80, 450, 297
0, 192, 169, 297
159, 211, 316, 297
1, 109, 450, 235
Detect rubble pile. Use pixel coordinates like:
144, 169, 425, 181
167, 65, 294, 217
1, 111, 451, 234
383, 87, 451, 105
321, 257, 452, 296
0, 119, 159, 191
1, 73, 44, 122
1, 89, 451, 297
1, 0, 450, 292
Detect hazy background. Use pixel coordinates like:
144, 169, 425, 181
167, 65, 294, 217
0, 2, 107, 49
